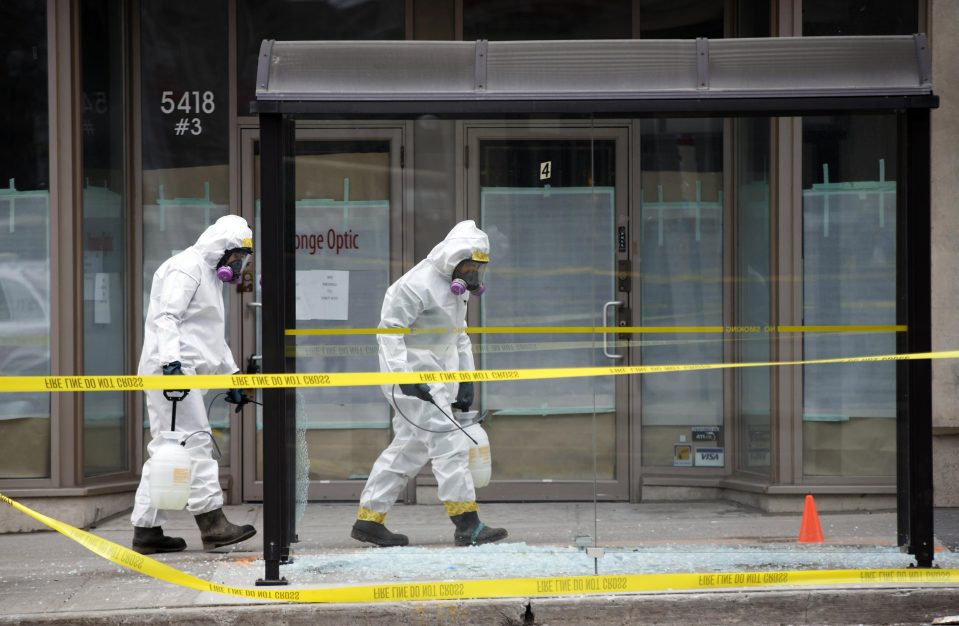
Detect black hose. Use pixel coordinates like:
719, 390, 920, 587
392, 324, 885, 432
181, 430, 224, 461
390, 384, 478, 445
160, 390, 263, 461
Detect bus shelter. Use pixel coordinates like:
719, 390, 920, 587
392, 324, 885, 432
253, 36, 937, 585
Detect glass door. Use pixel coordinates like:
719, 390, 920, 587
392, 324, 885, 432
239, 126, 404, 502
465, 124, 631, 501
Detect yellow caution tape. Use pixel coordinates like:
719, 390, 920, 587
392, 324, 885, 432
287, 324, 907, 336
286, 337, 724, 358
0, 335, 49, 347
0, 349, 955, 394
776, 325, 907, 333
0, 492, 955, 604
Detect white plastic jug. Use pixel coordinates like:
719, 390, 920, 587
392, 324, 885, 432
148, 431, 191, 510
464, 422, 491, 488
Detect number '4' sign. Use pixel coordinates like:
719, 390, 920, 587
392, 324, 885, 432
540, 160, 552, 181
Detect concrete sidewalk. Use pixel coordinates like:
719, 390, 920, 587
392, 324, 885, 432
1, 500, 958, 625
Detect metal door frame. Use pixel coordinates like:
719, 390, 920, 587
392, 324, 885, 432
460, 122, 633, 501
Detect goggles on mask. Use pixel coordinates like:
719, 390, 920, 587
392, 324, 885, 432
215, 248, 252, 285
450, 258, 487, 296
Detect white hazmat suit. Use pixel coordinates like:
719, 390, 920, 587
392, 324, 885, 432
131, 214, 251, 528
357, 220, 488, 524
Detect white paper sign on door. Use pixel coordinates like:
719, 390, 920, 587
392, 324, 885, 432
93, 273, 111, 325
83, 251, 103, 301
296, 269, 349, 320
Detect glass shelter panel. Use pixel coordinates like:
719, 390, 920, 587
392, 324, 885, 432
275, 121, 625, 552
801, 115, 898, 477
290, 141, 393, 483
259, 114, 922, 583
250, 134, 398, 504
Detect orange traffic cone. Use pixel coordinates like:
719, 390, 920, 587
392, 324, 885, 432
798, 494, 825, 543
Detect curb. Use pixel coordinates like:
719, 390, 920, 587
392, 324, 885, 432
3, 586, 958, 626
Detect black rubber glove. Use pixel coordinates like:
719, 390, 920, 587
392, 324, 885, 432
161, 361, 189, 400
399, 383, 433, 402
452, 382, 474, 411
225, 388, 251, 413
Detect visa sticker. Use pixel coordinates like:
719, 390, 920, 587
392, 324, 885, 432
694, 447, 724, 467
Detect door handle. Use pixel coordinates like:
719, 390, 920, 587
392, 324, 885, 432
246, 301, 262, 308
603, 301, 624, 360
236, 263, 254, 293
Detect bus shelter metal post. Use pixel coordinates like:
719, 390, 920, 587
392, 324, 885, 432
257, 112, 296, 585
896, 107, 934, 568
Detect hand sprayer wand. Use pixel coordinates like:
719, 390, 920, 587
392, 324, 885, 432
428, 397, 478, 445
389, 385, 479, 444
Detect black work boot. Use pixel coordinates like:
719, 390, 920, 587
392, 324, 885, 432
351, 520, 409, 547
131, 526, 187, 555
450, 511, 508, 546
194, 508, 257, 551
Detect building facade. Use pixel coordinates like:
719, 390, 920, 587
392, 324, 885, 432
1, 0, 957, 532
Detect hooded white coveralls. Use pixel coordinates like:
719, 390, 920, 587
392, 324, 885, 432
357, 220, 489, 522
131, 215, 252, 528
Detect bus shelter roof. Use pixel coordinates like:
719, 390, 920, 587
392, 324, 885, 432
253, 35, 936, 116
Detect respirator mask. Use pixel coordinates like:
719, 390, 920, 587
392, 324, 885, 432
450, 258, 487, 296
215, 248, 252, 285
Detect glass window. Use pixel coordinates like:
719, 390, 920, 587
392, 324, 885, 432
0, 0, 48, 192
640, 118, 724, 467
801, 115, 898, 477
803, 0, 918, 36
140, 0, 232, 460
82, 0, 128, 477
0, 0, 50, 479
413, 117, 458, 261
464, 0, 631, 40
1, 278, 44, 319
735, 118, 771, 475
733, 0, 771, 37
236, 0, 405, 115
141, 0, 230, 272
463, 0, 769, 41
413, 0, 454, 40
640, 0, 723, 39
